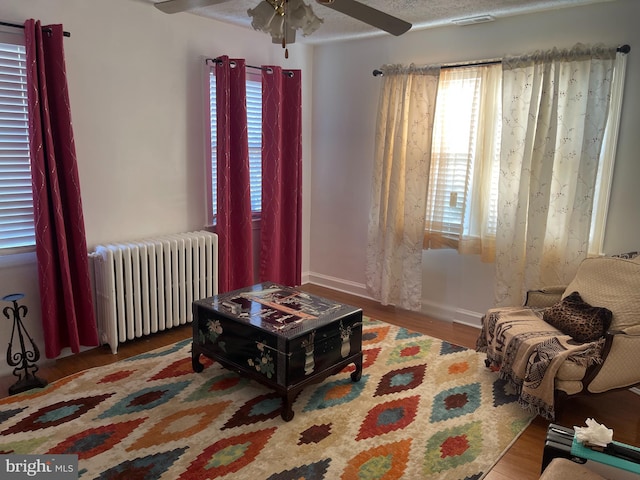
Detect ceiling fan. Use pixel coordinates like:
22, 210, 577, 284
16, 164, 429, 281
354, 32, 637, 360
153, 0, 412, 37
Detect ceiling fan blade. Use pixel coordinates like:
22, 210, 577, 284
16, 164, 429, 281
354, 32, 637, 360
154, 0, 232, 14
316, 0, 411, 36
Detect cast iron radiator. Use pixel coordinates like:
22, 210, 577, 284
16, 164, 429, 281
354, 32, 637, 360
90, 231, 218, 353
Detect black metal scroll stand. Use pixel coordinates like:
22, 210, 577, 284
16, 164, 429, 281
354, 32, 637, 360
3, 293, 47, 395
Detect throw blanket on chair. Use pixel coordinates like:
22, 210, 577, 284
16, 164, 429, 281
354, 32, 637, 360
476, 307, 603, 420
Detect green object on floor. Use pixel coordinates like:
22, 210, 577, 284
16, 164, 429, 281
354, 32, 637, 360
571, 438, 640, 474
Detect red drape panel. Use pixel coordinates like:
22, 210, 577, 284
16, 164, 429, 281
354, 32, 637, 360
260, 67, 302, 286
24, 19, 98, 358
215, 56, 254, 292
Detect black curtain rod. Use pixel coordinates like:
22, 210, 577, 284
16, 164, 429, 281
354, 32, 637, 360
372, 59, 500, 77
372, 44, 631, 77
206, 57, 295, 78
0, 20, 71, 37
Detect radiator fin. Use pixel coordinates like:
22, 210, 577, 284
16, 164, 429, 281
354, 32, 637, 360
91, 231, 218, 353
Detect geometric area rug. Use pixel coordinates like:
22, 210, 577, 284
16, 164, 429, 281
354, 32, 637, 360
0, 318, 534, 479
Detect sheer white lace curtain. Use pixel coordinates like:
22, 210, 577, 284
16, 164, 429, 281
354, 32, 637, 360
495, 44, 623, 306
365, 65, 440, 311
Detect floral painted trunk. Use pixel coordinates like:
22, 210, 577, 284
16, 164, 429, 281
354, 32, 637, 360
192, 283, 363, 421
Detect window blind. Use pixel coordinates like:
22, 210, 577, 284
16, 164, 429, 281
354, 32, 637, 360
246, 76, 262, 213
0, 42, 35, 251
424, 64, 501, 255
426, 74, 480, 239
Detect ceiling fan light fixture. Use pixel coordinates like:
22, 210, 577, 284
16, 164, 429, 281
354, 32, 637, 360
156, 0, 412, 42
248, 0, 323, 45
287, 0, 323, 36
247, 2, 279, 33
272, 27, 297, 44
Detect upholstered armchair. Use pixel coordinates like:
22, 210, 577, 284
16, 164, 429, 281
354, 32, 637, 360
477, 254, 640, 420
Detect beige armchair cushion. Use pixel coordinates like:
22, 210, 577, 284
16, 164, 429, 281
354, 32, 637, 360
588, 333, 640, 393
563, 257, 640, 331
540, 458, 605, 480
526, 286, 566, 308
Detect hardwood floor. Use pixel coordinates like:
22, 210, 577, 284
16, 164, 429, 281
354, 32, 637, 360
2, 284, 638, 479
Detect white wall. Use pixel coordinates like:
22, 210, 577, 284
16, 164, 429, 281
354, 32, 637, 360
0, 0, 313, 377
308, 0, 640, 326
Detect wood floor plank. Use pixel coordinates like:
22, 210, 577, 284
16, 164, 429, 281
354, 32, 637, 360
1, 283, 638, 478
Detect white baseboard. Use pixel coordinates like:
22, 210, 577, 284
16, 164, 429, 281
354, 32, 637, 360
453, 308, 484, 329
419, 298, 454, 323
420, 299, 482, 329
305, 271, 482, 330
305, 272, 372, 300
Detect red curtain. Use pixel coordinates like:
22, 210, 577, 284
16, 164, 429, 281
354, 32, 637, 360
260, 67, 302, 286
215, 56, 254, 292
24, 19, 99, 358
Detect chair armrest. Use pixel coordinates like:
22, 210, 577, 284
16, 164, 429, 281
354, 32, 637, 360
584, 330, 640, 393
524, 285, 567, 308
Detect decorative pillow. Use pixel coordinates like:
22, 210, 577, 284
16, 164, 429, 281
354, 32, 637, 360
543, 291, 612, 343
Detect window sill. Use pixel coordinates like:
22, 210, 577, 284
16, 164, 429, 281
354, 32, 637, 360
0, 249, 37, 268
205, 216, 262, 234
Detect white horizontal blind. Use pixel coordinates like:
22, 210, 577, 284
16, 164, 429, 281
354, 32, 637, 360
209, 69, 262, 223
426, 73, 480, 239
428, 152, 474, 237
209, 72, 217, 219
425, 65, 501, 250
0, 42, 35, 251
246, 75, 262, 213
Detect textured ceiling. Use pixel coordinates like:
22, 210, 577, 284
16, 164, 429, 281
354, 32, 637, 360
149, 0, 616, 44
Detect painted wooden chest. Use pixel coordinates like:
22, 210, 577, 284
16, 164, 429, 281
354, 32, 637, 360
192, 283, 363, 420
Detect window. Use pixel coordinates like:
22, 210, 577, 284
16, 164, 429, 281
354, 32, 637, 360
208, 69, 262, 224
424, 64, 501, 255
0, 40, 35, 252
423, 54, 623, 259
